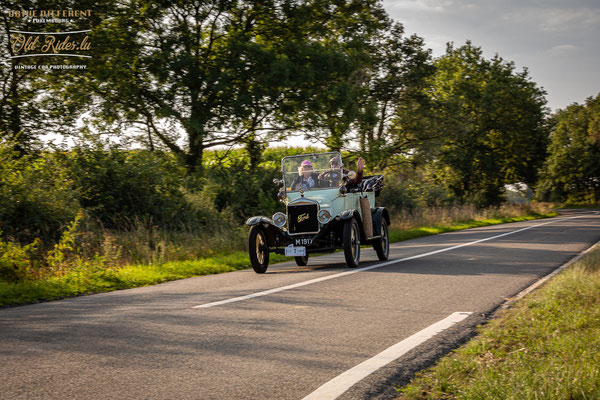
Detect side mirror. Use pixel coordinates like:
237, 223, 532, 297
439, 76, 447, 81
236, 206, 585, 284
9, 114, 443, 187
273, 178, 283, 186
347, 171, 357, 180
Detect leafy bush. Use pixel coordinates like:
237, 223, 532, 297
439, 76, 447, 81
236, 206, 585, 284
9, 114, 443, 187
377, 171, 455, 212
0, 141, 81, 242
204, 148, 286, 220
0, 235, 41, 282
64, 146, 189, 228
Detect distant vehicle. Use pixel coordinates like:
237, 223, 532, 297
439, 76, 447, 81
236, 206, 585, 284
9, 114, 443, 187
246, 152, 390, 273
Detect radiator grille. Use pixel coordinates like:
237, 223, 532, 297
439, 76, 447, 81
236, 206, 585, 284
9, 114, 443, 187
288, 203, 319, 234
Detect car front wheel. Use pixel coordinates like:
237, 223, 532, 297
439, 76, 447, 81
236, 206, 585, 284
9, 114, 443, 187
295, 255, 309, 266
249, 226, 269, 273
343, 218, 360, 268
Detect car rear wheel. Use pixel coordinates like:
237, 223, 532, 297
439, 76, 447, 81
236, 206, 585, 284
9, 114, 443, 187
294, 255, 309, 266
373, 219, 389, 261
249, 226, 269, 273
343, 218, 360, 268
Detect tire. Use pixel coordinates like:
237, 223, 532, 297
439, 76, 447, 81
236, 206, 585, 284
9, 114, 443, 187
373, 218, 389, 261
295, 255, 309, 266
343, 218, 360, 268
249, 226, 269, 273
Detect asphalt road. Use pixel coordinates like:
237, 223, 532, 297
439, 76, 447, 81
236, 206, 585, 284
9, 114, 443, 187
1, 210, 599, 400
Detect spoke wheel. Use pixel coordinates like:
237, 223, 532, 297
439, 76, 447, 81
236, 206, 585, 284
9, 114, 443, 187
343, 218, 360, 268
249, 226, 269, 273
373, 219, 389, 261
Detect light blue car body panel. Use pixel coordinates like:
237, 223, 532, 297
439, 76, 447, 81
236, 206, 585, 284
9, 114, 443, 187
285, 189, 374, 222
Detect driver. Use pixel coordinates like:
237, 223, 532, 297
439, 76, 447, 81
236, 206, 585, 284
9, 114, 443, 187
319, 155, 364, 187
291, 160, 320, 191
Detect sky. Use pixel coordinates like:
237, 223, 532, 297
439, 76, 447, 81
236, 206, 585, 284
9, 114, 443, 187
382, 0, 600, 112
283, 0, 600, 147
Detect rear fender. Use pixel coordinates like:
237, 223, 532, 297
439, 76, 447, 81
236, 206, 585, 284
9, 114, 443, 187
339, 209, 360, 222
371, 207, 391, 236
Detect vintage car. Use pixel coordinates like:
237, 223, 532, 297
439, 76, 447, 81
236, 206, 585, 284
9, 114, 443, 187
246, 152, 390, 273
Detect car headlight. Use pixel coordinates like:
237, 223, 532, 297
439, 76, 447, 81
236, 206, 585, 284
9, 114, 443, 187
318, 209, 332, 224
272, 212, 287, 227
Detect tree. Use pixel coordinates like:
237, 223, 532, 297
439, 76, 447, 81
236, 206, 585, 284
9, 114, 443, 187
537, 94, 600, 203
1, 7, 46, 154
426, 42, 549, 206
81, 0, 389, 172
293, 0, 390, 152
0, 0, 97, 154
354, 22, 435, 171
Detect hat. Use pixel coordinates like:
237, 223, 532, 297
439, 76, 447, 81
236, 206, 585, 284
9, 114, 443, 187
301, 160, 313, 167
329, 156, 340, 164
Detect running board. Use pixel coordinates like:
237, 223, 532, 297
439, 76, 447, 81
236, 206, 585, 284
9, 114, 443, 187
366, 235, 381, 240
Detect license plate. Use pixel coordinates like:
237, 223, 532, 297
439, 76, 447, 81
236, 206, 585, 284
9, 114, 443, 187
295, 238, 313, 246
285, 245, 306, 257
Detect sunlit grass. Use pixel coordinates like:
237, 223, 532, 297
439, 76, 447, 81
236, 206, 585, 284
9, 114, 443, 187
0, 251, 291, 306
397, 246, 600, 400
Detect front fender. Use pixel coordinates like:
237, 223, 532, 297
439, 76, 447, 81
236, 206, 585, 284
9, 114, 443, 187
246, 216, 288, 247
246, 216, 272, 226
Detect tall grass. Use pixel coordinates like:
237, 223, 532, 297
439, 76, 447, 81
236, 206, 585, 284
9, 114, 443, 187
390, 203, 554, 230
100, 220, 247, 266
0, 212, 246, 283
48, 203, 555, 275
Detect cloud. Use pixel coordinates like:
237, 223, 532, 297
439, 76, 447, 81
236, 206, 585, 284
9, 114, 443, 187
505, 7, 600, 32
385, 0, 455, 13
547, 44, 578, 56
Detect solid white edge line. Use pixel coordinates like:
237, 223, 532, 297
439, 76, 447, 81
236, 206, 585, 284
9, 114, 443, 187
193, 214, 592, 309
301, 312, 472, 400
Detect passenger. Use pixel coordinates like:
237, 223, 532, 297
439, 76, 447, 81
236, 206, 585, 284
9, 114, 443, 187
291, 160, 320, 191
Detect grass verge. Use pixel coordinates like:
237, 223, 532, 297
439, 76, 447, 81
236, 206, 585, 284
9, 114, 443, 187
388, 213, 557, 243
0, 205, 558, 307
0, 252, 290, 307
397, 244, 600, 400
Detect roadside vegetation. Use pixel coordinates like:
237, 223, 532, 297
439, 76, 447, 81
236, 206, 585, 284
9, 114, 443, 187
1, 1, 597, 307
0, 196, 555, 307
387, 203, 556, 242
397, 244, 600, 399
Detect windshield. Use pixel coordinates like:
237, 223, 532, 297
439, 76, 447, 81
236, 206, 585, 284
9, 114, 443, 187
282, 152, 344, 192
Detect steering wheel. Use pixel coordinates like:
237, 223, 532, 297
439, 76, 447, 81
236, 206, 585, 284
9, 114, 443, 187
319, 171, 341, 187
